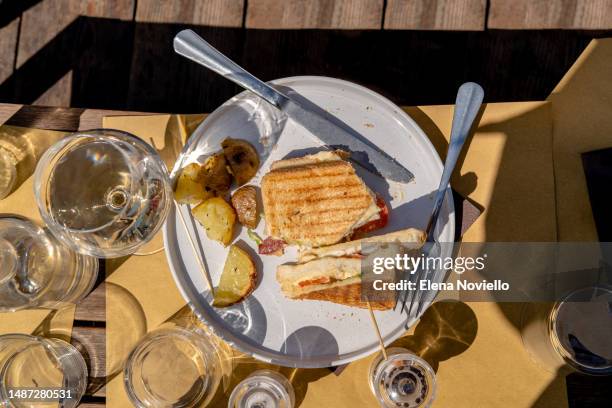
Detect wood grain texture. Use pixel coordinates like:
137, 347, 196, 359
246, 0, 384, 29
17, 0, 135, 67
0, 104, 148, 130
384, 0, 486, 30
0, 103, 21, 125
71, 326, 106, 377
135, 0, 245, 26
2, 105, 84, 130
75, 283, 106, 322
489, 0, 612, 29
0, 19, 19, 84
15, 0, 135, 107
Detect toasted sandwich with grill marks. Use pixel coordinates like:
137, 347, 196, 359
261, 150, 381, 247
276, 228, 426, 309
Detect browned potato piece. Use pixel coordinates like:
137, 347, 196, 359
200, 153, 232, 196
213, 245, 257, 307
174, 163, 213, 204
221, 138, 260, 185
192, 197, 236, 246
231, 185, 258, 229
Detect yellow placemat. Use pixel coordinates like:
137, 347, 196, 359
102, 100, 561, 407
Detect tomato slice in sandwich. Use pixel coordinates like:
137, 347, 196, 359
353, 194, 389, 235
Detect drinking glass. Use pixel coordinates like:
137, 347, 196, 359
369, 347, 437, 408
0, 146, 17, 200
34, 129, 172, 258
522, 286, 612, 375
0, 334, 88, 408
228, 370, 295, 408
124, 326, 223, 407
0, 216, 98, 312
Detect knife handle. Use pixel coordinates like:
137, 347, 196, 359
174, 29, 287, 108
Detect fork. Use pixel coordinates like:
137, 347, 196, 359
400, 82, 484, 318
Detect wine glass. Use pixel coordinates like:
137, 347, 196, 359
0, 216, 98, 312
228, 370, 295, 408
123, 325, 224, 407
369, 347, 437, 408
34, 129, 172, 258
0, 334, 88, 408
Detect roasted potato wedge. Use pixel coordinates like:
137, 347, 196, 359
231, 185, 258, 229
200, 153, 232, 196
174, 163, 213, 204
213, 245, 257, 307
192, 197, 236, 246
221, 138, 260, 185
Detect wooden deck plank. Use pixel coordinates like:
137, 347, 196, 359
0, 103, 21, 125
0, 19, 20, 84
246, 0, 384, 29
15, 0, 135, 107
71, 326, 106, 376
17, 0, 135, 67
126, 24, 244, 113
384, 0, 486, 30
75, 283, 106, 322
135, 0, 244, 26
488, 0, 612, 29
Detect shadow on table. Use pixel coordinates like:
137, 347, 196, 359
0, 122, 65, 194
390, 301, 478, 372
162, 306, 332, 408
408, 101, 574, 405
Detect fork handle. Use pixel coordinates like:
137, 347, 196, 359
426, 82, 484, 237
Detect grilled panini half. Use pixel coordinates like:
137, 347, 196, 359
276, 228, 426, 309
261, 151, 379, 247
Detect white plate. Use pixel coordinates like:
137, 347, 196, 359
163, 76, 454, 367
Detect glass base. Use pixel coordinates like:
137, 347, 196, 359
0, 334, 88, 408
228, 370, 295, 408
369, 347, 436, 408
0, 216, 98, 312
124, 327, 221, 408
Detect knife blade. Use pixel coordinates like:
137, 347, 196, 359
274, 89, 414, 183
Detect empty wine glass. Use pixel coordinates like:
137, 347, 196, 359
34, 129, 172, 258
0, 216, 98, 312
369, 347, 437, 408
0, 334, 88, 408
228, 370, 295, 408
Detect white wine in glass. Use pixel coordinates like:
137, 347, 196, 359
34, 129, 172, 258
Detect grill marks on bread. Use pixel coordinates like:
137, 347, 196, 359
262, 158, 375, 247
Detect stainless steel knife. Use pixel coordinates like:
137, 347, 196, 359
173, 29, 414, 183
